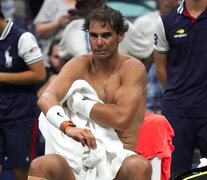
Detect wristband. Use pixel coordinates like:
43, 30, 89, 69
67, 93, 97, 119
60, 120, 75, 134
46, 105, 73, 130
75, 99, 97, 119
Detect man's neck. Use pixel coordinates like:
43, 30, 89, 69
159, 6, 174, 15
185, 0, 207, 18
92, 54, 120, 75
0, 19, 7, 35
159, 1, 179, 15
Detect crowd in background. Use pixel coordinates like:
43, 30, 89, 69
4, 0, 161, 114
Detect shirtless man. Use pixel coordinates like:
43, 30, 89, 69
28, 5, 152, 180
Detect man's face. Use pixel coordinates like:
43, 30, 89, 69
88, 20, 124, 61
48, 44, 63, 73
159, 0, 179, 11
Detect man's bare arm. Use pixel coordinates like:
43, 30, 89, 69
90, 59, 147, 131
154, 51, 167, 89
37, 57, 85, 115
0, 61, 46, 84
36, 14, 74, 40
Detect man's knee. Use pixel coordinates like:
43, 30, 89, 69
29, 155, 60, 176
124, 155, 152, 178
29, 156, 47, 175
133, 156, 152, 176
29, 154, 75, 180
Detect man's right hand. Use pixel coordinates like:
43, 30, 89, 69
65, 126, 97, 150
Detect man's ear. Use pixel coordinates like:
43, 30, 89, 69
118, 32, 125, 42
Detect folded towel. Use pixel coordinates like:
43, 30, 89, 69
39, 80, 125, 180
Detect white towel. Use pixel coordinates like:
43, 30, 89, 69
39, 80, 125, 180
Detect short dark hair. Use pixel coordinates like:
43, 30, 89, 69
83, 5, 129, 34
48, 39, 60, 56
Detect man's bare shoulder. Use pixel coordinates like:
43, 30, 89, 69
63, 54, 92, 69
120, 54, 147, 73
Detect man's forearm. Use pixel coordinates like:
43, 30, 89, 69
0, 71, 45, 84
157, 72, 166, 89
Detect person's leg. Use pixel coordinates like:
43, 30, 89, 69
28, 154, 76, 180
196, 117, 207, 160
0, 128, 5, 176
14, 168, 29, 180
114, 154, 152, 180
163, 114, 195, 178
5, 123, 38, 180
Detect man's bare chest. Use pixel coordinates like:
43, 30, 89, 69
86, 74, 121, 103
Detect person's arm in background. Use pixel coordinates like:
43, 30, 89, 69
34, 0, 77, 40
0, 32, 46, 84
141, 53, 154, 73
153, 16, 169, 89
35, 14, 71, 40
154, 51, 167, 89
0, 61, 45, 84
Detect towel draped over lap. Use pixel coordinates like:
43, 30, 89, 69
39, 80, 125, 180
